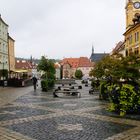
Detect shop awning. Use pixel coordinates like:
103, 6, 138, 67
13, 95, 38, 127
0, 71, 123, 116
14, 70, 28, 73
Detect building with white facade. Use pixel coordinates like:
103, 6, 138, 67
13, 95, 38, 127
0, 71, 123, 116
61, 57, 93, 79
0, 15, 9, 79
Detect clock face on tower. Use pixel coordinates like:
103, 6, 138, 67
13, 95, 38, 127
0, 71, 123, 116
133, 2, 140, 9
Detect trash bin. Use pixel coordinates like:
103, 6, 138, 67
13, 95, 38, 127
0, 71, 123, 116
4, 81, 7, 87
22, 81, 25, 87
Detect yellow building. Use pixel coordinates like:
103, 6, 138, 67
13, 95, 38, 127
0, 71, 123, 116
124, 0, 140, 55
126, 0, 140, 29
8, 35, 15, 72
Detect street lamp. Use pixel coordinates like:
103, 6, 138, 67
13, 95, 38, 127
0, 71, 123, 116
60, 64, 63, 79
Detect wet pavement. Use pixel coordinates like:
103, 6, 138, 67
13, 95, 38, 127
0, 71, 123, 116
0, 81, 140, 140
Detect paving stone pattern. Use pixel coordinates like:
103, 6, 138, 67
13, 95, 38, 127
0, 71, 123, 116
0, 81, 140, 140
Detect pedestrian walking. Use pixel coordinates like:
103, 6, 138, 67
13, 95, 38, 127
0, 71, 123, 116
32, 76, 38, 91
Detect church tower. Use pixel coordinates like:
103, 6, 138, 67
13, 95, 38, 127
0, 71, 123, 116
92, 45, 94, 54
126, 0, 140, 29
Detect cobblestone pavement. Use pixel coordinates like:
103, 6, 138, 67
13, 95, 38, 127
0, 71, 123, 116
0, 81, 140, 140
0, 86, 33, 106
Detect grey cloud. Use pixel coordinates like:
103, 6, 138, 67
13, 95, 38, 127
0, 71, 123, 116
0, 0, 125, 59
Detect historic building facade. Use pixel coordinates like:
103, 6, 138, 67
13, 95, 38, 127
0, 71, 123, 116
0, 15, 15, 80
90, 46, 108, 62
54, 62, 61, 79
61, 57, 93, 79
111, 41, 125, 57
0, 15, 9, 79
126, 0, 140, 29
124, 0, 140, 56
8, 35, 15, 72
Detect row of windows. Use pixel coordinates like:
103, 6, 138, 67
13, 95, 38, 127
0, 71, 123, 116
135, 32, 139, 42
0, 30, 7, 39
0, 21, 8, 41
0, 22, 8, 30
0, 42, 8, 52
0, 55, 8, 63
128, 32, 139, 44
79, 67, 91, 70
126, 47, 139, 56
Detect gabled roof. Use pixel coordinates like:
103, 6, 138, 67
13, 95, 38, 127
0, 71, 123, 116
61, 57, 92, 68
78, 57, 92, 67
54, 63, 60, 68
0, 15, 8, 26
90, 53, 108, 62
15, 60, 33, 70
62, 58, 79, 68
8, 35, 15, 42
112, 41, 125, 54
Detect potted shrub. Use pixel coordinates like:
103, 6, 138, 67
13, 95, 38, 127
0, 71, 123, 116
41, 80, 48, 91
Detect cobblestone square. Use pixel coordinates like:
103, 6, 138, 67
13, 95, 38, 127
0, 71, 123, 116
88, 108, 140, 121
0, 84, 140, 140
5, 115, 135, 140
0, 106, 52, 121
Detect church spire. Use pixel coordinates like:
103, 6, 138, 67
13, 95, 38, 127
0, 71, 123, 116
30, 55, 33, 64
92, 45, 94, 54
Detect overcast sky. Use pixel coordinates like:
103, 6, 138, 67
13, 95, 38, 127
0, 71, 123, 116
1, 0, 126, 59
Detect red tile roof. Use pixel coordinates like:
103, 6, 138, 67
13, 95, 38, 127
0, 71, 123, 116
62, 58, 79, 68
15, 60, 33, 70
61, 57, 92, 68
78, 57, 92, 67
54, 63, 60, 68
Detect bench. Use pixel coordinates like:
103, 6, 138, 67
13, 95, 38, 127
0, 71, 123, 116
89, 88, 99, 94
55, 79, 76, 85
89, 88, 94, 94
53, 89, 81, 98
57, 85, 82, 90
85, 83, 89, 87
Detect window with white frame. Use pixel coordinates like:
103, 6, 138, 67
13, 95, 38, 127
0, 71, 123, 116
0, 42, 1, 51
135, 32, 139, 42
129, 35, 133, 44
135, 47, 139, 55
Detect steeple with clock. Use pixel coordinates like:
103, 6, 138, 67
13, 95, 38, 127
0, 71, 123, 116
126, 0, 140, 29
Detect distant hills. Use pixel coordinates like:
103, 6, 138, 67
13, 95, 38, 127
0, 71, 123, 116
16, 57, 61, 64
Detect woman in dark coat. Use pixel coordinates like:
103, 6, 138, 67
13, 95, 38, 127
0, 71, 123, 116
32, 76, 38, 91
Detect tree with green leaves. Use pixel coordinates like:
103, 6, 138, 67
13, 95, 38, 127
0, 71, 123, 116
75, 69, 83, 79
37, 56, 55, 73
90, 54, 140, 82
37, 56, 56, 91
90, 54, 140, 116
